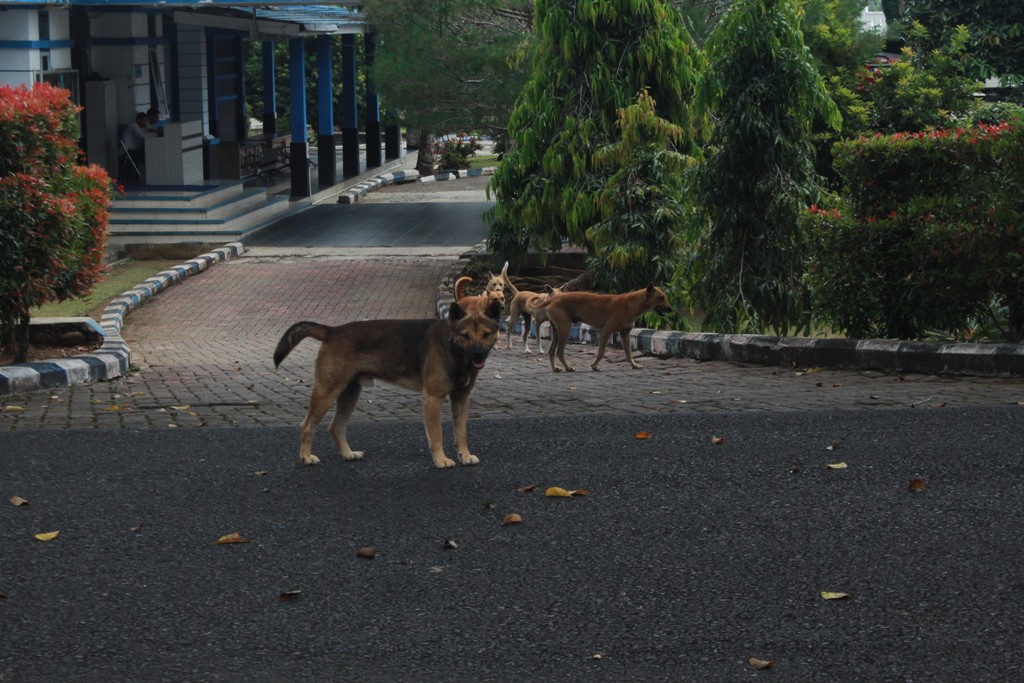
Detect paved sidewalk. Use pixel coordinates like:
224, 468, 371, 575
1, 174, 1023, 431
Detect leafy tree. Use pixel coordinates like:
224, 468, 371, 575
904, 0, 1024, 88
682, 0, 840, 334
864, 22, 981, 133
587, 90, 691, 294
364, 0, 532, 136
0, 83, 113, 362
487, 0, 703, 267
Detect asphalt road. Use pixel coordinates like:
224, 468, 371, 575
3, 407, 1023, 682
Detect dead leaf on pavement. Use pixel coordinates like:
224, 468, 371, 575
216, 532, 253, 545
278, 590, 302, 601
34, 531, 60, 542
356, 546, 375, 559
516, 483, 537, 494
501, 513, 522, 526
443, 539, 458, 550
908, 478, 926, 492
748, 657, 775, 670
253, 470, 268, 476
930, 402, 947, 409
634, 431, 651, 440
826, 439, 840, 451
10, 496, 29, 507
821, 591, 851, 600
711, 435, 725, 445
826, 461, 848, 469
3, 405, 25, 413
130, 524, 144, 533
545, 486, 589, 498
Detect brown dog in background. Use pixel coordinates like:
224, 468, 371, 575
500, 270, 563, 354
454, 262, 507, 314
273, 298, 502, 469
540, 285, 673, 372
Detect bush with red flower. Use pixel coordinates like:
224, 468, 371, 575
0, 82, 115, 362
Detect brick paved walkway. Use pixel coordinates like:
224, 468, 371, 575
2, 176, 1023, 431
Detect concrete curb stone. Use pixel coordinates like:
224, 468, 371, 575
0, 243, 244, 397
440, 251, 1024, 378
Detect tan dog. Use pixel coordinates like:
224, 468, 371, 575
540, 284, 673, 372
273, 298, 502, 469
454, 262, 507, 314
500, 268, 562, 353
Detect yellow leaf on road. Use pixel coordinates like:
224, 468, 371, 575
821, 591, 851, 600
634, 431, 651, 440
501, 513, 522, 526
34, 531, 60, 542
3, 405, 25, 413
748, 657, 775, 670
216, 532, 253, 545
826, 461, 848, 469
545, 487, 573, 498
10, 496, 29, 507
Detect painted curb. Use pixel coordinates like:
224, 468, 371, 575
337, 166, 497, 203
439, 251, 1024, 378
0, 243, 245, 397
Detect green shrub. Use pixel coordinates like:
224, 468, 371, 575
804, 115, 1024, 341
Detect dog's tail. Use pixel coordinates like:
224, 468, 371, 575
498, 261, 520, 296
273, 321, 331, 368
454, 276, 474, 300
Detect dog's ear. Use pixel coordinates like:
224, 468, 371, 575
646, 283, 657, 296
449, 301, 466, 322
485, 297, 503, 322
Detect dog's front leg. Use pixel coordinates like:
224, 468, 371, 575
619, 327, 643, 369
422, 392, 455, 468
450, 389, 479, 466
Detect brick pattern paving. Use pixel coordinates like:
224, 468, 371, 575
2, 248, 1023, 432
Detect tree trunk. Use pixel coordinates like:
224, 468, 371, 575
415, 130, 436, 176
6, 313, 31, 364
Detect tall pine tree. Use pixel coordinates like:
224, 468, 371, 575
682, 0, 840, 334
487, 0, 703, 265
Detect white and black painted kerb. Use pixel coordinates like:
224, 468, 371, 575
437, 250, 1024, 377
0, 243, 245, 396
337, 166, 498, 204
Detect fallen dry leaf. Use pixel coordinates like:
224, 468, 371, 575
516, 483, 537, 494
253, 470, 268, 476
170, 405, 190, 411
130, 524, 144, 533
34, 531, 60, 542
748, 657, 775, 670
826, 439, 840, 451
3, 405, 26, 413
908, 478, 927, 492
356, 546, 375, 559
216, 532, 253, 545
443, 539, 458, 550
826, 461, 848, 469
278, 590, 302, 601
930, 402, 947, 409
634, 431, 651, 440
821, 591, 851, 600
711, 435, 725, 445
501, 513, 522, 526
10, 495, 29, 507
545, 486, 573, 498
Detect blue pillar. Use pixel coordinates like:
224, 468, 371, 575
261, 41, 276, 138
288, 37, 310, 197
341, 33, 360, 177
364, 32, 382, 168
316, 35, 336, 187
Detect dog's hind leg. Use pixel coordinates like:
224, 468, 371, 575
521, 312, 534, 354
298, 380, 346, 465
450, 388, 479, 466
328, 380, 364, 460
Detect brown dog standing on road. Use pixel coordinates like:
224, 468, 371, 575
273, 298, 502, 469
540, 285, 673, 372
501, 276, 562, 354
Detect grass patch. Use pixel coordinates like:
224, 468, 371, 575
30, 259, 182, 321
469, 154, 500, 169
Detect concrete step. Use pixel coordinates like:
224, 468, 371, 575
114, 181, 247, 210
107, 195, 293, 246
110, 190, 270, 221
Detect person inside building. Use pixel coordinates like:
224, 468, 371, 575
119, 111, 157, 182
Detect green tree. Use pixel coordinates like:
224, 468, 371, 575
682, 0, 840, 334
904, 0, 1024, 88
864, 22, 980, 133
487, 0, 703, 267
587, 90, 692, 294
0, 83, 113, 362
364, 0, 532, 136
